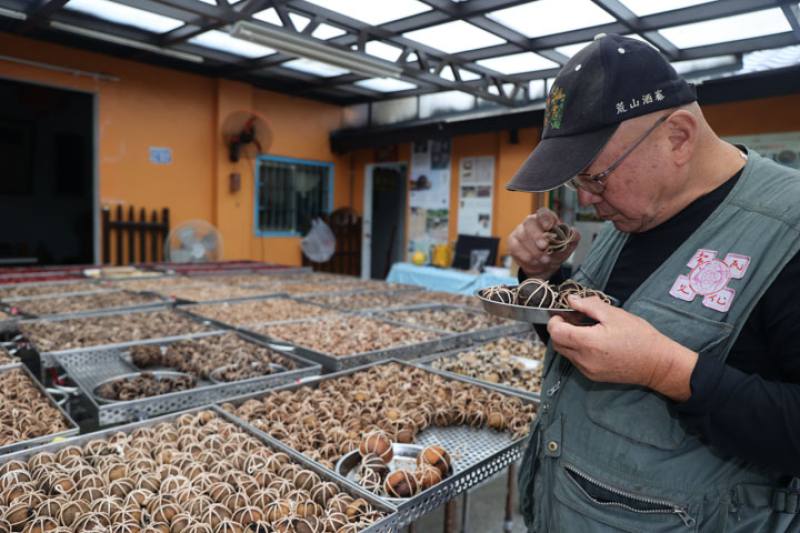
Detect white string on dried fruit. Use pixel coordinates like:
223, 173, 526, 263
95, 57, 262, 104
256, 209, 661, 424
515, 279, 558, 308
482, 285, 515, 304
546, 223, 577, 254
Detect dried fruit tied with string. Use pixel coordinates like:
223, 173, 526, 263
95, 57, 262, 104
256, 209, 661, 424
546, 222, 577, 254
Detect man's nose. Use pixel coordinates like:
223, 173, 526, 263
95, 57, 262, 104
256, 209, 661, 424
577, 188, 602, 207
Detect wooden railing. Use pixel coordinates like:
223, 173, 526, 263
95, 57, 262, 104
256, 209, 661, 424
101, 205, 170, 265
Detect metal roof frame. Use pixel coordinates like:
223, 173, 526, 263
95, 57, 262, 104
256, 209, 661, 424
0, 0, 797, 107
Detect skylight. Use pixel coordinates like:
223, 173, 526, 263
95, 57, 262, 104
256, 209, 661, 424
403, 20, 506, 54
304, 0, 431, 26
476, 52, 559, 75
619, 0, 716, 17
459, 69, 482, 81
253, 8, 281, 26
487, 0, 615, 39
288, 13, 310, 32
659, 8, 792, 49
354, 78, 417, 92
65, 0, 184, 33
189, 30, 275, 58
365, 41, 403, 62
670, 55, 738, 75
282, 58, 350, 77
312, 23, 347, 40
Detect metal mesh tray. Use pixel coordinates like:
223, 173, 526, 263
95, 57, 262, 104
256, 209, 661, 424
0, 279, 103, 302
55, 331, 322, 426
367, 303, 531, 345
413, 336, 543, 402
21, 308, 221, 368
220, 359, 537, 525
294, 288, 432, 313
7, 289, 169, 320
0, 363, 80, 455
0, 405, 402, 533
239, 314, 465, 372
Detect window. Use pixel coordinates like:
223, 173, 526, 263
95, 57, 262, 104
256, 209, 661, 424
255, 155, 333, 236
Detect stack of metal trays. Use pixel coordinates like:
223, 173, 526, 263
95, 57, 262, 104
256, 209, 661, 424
0, 405, 402, 532
55, 331, 322, 426
414, 334, 545, 401
5, 289, 168, 319
0, 363, 79, 455
240, 313, 463, 371
219, 360, 538, 524
17, 307, 221, 368
367, 303, 531, 346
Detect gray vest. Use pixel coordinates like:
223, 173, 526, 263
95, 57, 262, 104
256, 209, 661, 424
519, 150, 800, 532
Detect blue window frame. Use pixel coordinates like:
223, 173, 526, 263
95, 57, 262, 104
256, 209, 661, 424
255, 155, 334, 237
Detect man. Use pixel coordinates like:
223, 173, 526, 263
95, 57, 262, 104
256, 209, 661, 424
507, 34, 800, 531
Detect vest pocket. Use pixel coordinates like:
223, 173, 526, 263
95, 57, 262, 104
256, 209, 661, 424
584, 297, 733, 450
552, 462, 700, 532
722, 483, 800, 532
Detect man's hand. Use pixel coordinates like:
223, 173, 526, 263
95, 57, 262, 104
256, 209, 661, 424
508, 207, 580, 280
547, 296, 698, 402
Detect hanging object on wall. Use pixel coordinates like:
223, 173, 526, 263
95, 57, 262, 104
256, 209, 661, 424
457, 156, 495, 237
407, 139, 452, 260
221, 110, 272, 163
165, 220, 223, 262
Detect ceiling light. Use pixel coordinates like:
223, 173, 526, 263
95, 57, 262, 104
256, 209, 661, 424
232, 21, 402, 78
476, 52, 559, 75
189, 29, 275, 58
354, 78, 417, 92
50, 21, 203, 62
403, 20, 506, 54
487, 0, 615, 39
65, 0, 184, 33
659, 8, 792, 49
304, 0, 430, 26
0, 7, 26, 20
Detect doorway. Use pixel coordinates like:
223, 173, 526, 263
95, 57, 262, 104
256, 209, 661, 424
362, 163, 407, 280
0, 78, 96, 265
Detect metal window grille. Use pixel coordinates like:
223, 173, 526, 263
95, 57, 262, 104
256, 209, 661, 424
257, 158, 331, 235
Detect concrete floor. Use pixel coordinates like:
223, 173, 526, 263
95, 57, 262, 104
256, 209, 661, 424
411, 464, 528, 533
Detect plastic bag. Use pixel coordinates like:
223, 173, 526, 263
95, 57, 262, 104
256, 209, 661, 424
301, 218, 336, 262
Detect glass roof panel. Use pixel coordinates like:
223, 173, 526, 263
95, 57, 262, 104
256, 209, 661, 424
365, 41, 403, 62
189, 30, 276, 58
476, 52, 559, 74
253, 8, 281, 25
659, 8, 791, 49
312, 23, 347, 40
282, 58, 350, 77
486, 0, 615, 39
65, 0, 184, 33
403, 20, 506, 54
671, 55, 737, 74
304, 0, 431, 26
354, 78, 417, 92
440, 65, 456, 81
619, 0, 716, 17
459, 69, 482, 81
288, 13, 311, 31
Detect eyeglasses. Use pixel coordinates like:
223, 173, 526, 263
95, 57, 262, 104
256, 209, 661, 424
566, 114, 671, 194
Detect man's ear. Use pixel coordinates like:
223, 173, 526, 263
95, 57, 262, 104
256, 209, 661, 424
665, 110, 697, 166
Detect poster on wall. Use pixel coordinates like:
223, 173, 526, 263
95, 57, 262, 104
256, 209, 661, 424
725, 131, 800, 169
408, 139, 452, 258
457, 156, 494, 236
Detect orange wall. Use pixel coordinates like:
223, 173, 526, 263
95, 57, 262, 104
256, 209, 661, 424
0, 32, 348, 265
3, 29, 799, 268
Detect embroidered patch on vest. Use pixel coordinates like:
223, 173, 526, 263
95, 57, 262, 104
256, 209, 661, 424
668, 249, 750, 312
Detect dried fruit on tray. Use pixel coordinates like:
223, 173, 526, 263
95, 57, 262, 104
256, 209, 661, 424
0, 368, 71, 446
188, 297, 334, 327
12, 291, 163, 316
383, 307, 513, 333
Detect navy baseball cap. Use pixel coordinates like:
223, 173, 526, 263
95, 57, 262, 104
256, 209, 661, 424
507, 34, 697, 192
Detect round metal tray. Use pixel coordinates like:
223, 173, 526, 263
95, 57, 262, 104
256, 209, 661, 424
475, 290, 574, 324
92, 370, 196, 404
208, 362, 287, 384
336, 443, 454, 504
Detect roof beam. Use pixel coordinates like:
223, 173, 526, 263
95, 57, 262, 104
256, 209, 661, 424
781, 3, 800, 39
